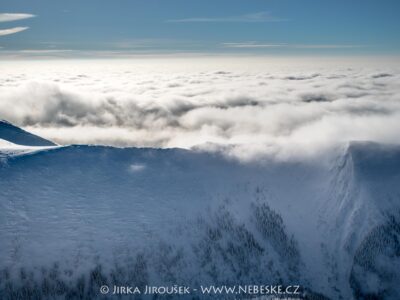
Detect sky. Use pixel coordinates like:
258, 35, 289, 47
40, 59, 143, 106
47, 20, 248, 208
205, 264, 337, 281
0, 0, 400, 57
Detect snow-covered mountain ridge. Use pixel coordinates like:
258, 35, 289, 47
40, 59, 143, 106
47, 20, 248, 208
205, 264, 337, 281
0, 120, 56, 147
0, 123, 399, 299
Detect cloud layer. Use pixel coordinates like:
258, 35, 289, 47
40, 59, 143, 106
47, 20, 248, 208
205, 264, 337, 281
168, 12, 285, 23
0, 58, 399, 160
222, 42, 363, 49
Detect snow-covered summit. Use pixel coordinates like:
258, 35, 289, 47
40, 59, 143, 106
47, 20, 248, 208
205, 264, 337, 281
0, 119, 56, 147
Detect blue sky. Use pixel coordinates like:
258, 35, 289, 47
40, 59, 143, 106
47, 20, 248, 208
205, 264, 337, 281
0, 0, 399, 56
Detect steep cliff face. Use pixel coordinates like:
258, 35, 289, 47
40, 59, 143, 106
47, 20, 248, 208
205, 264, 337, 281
0, 125, 399, 299
347, 143, 400, 300
317, 142, 400, 299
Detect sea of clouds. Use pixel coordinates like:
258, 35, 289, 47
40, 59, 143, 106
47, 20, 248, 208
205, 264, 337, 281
1, 57, 399, 160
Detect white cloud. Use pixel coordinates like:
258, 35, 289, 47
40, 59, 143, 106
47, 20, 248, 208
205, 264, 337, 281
0, 58, 399, 161
222, 42, 284, 48
0, 26, 29, 36
167, 12, 285, 23
292, 44, 364, 49
18, 49, 74, 54
222, 42, 363, 49
0, 13, 35, 23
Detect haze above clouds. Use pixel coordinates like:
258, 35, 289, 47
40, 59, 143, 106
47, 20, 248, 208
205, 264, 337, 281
1, 57, 399, 160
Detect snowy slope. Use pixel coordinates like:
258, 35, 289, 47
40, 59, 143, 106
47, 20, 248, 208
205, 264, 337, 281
0, 120, 56, 146
0, 138, 58, 158
0, 127, 399, 299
